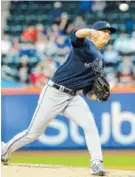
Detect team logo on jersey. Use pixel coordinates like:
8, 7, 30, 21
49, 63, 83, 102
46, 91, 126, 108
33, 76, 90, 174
84, 58, 103, 73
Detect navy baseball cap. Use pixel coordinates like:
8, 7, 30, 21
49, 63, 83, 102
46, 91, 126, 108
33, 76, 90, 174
92, 21, 116, 34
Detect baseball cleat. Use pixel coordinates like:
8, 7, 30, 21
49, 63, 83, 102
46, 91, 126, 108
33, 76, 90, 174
1, 157, 10, 165
91, 161, 106, 176
1, 142, 10, 165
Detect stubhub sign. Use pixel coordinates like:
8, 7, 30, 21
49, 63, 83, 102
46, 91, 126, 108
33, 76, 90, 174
38, 102, 135, 147
1, 93, 135, 149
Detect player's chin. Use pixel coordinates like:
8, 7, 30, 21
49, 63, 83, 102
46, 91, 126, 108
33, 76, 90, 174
102, 42, 108, 47
104, 40, 109, 45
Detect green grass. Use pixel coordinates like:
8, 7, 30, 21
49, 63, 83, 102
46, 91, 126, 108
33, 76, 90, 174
10, 154, 135, 170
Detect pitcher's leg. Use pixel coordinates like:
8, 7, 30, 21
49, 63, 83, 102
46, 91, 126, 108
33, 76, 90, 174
63, 95, 103, 162
2, 86, 68, 159
2, 87, 52, 157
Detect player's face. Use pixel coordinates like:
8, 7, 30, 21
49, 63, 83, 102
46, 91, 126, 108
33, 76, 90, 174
89, 29, 111, 49
99, 30, 111, 45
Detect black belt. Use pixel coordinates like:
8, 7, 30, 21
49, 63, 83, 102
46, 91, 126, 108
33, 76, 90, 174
50, 83, 77, 96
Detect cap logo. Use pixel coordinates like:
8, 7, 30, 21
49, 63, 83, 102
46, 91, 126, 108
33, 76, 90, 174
106, 23, 110, 27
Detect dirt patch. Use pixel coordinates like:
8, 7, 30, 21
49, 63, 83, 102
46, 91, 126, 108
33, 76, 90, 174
1, 164, 135, 177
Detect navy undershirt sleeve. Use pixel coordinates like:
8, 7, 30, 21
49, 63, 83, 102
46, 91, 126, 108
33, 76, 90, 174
70, 30, 85, 48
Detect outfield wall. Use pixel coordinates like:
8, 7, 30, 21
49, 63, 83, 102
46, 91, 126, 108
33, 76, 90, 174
1, 87, 135, 149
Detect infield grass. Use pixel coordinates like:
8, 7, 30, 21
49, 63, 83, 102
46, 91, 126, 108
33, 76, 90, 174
10, 153, 135, 170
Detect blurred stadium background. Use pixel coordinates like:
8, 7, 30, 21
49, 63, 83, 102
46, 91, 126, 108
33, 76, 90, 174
1, 0, 135, 170
1, 0, 135, 88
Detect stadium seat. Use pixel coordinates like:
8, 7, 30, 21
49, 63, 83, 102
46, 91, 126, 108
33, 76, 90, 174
4, 1, 135, 36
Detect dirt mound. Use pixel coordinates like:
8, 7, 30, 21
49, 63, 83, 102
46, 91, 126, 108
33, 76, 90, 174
1, 164, 135, 177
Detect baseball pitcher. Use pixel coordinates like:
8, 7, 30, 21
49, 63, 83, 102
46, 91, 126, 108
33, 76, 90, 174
1, 21, 116, 176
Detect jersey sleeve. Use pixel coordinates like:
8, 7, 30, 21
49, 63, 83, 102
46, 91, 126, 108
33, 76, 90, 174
70, 30, 85, 48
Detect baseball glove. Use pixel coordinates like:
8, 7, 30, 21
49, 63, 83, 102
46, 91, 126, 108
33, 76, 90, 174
83, 76, 110, 101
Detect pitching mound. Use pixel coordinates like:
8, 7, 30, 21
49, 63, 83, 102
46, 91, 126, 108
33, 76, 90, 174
1, 164, 135, 177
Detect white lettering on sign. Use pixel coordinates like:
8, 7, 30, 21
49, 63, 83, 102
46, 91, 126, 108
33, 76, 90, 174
38, 119, 68, 145
112, 102, 135, 144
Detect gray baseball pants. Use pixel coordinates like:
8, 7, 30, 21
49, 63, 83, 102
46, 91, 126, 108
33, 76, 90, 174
2, 81, 103, 162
